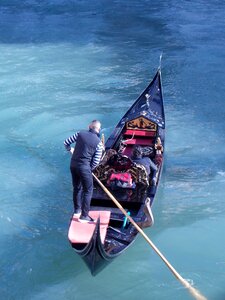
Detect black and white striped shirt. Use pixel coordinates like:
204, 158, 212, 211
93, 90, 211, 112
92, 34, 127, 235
64, 130, 104, 170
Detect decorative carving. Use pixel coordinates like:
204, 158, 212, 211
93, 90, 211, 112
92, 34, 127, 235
126, 116, 157, 131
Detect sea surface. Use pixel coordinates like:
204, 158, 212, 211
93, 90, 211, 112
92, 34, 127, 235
1, 1, 225, 300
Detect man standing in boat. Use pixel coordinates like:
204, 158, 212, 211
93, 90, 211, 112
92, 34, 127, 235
64, 120, 104, 223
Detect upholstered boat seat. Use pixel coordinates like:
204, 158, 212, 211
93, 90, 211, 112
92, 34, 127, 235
107, 154, 133, 171
94, 153, 134, 182
128, 163, 149, 186
121, 129, 156, 156
95, 152, 149, 186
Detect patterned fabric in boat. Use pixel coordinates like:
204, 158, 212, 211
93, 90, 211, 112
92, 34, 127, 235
94, 151, 149, 187
128, 163, 149, 186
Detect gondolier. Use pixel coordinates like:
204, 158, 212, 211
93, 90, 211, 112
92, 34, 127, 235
64, 120, 104, 223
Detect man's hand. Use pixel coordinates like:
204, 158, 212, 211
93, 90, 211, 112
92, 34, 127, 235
70, 147, 74, 154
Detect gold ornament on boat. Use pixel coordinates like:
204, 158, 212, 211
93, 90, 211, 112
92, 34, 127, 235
126, 116, 157, 131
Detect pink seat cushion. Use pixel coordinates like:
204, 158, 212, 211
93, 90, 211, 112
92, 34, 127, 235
123, 138, 153, 145
124, 129, 156, 137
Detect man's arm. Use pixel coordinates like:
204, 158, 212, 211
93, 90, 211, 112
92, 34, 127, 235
63, 132, 79, 152
91, 141, 104, 170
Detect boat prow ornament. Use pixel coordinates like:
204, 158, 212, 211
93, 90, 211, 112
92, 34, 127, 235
126, 116, 157, 132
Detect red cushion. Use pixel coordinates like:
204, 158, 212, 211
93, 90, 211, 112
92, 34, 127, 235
68, 211, 111, 244
123, 138, 153, 145
123, 129, 156, 137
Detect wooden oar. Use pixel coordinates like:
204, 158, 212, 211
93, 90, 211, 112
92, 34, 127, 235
92, 173, 207, 300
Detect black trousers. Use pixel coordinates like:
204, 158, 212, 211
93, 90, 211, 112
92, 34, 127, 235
70, 164, 93, 217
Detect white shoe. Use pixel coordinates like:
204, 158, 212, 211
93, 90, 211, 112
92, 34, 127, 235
73, 210, 81, 217
79, 215, 96, 223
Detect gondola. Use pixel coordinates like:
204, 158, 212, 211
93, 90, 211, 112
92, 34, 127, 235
68, 66, 165, 275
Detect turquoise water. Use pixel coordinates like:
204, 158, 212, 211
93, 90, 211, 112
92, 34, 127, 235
1, 1, 225, 299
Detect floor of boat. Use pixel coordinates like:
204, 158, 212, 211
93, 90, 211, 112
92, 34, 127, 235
104, 224, 138, 255
93, 184, 148, 202
89, 205, 144, 255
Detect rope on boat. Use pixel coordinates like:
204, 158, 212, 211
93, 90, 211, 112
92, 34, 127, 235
122, 132, 135, 144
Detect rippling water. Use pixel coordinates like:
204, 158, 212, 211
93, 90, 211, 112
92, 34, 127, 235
1, 1, 225, 299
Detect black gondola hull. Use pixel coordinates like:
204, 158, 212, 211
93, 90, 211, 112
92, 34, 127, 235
68, 67, 165, 275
